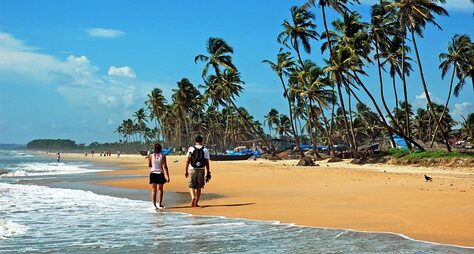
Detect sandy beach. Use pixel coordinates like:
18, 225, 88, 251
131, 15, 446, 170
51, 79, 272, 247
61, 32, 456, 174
62, 153, 474, 247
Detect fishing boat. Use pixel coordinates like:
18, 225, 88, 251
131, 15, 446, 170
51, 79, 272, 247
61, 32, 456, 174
210, 153, 253, 161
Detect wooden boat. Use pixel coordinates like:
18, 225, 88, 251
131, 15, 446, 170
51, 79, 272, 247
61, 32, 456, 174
210, 154, 252, 161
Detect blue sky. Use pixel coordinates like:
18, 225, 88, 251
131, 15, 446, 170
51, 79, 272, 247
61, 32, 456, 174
0, 0, 473, 144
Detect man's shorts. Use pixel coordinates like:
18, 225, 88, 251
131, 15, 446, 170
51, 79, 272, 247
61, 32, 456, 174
188, 168, 205, 189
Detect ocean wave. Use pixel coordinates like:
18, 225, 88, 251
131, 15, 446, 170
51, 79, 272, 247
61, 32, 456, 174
2, 162, 106, 177
0, 219, 28, 239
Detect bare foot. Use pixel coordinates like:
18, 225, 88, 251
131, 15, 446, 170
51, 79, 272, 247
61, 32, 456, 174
191, 198, 196, 207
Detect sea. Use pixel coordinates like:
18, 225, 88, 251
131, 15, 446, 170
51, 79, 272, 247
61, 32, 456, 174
0, 150, 473, 254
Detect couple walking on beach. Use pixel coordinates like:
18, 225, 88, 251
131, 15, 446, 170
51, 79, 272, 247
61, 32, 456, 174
148, 135, 211, 209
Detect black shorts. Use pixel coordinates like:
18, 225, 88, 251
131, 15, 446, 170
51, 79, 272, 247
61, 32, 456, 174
149, 173, 167, 184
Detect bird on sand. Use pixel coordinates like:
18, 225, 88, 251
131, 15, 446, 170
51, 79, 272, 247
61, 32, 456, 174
424, 174, 433, 182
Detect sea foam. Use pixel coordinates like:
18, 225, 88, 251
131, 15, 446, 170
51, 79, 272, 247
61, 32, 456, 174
2, 162, 106, 177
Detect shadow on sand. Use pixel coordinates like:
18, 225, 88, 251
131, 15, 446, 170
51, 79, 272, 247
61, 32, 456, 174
168, 202, 256, 209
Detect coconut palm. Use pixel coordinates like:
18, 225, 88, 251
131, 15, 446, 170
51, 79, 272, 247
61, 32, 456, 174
194, 37, 237, 79
323, 45, 362, 151
277, 6, 319, 68
370, 3, 403, 129
392, 0, 451, 151
291, 60, 335, 156
429, 34, 473, 146
380, 35, 413, 116
146, 88, 167, 142
264, 109, 280, 139
262, 51, 305, 155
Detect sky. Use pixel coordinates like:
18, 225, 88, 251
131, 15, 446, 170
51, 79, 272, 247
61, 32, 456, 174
0, 0, 473, 145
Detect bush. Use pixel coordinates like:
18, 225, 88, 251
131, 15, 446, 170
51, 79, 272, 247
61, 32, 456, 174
382, 148, 472, 159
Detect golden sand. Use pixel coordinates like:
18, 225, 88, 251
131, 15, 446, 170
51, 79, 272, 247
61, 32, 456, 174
61, 153, 474, 247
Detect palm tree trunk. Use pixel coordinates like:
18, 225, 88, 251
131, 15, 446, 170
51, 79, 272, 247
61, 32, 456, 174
392, 75, 399, 114
349, 87, 425, 151
321, 4, 336, 156
410, 29, 452, 152
279, 75, 305, 157
228, 99, 271, 151
430, 65, 456, 147
336, 80, 355, 150
352, 73, 397, 148
375, 41, 405, 137
316, 99, 333, 155
347, 88, 358, 150
308, 99, 322, 158
400, 36, 412, 148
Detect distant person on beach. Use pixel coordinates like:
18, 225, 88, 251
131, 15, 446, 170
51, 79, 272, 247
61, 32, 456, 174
91, 149, 94, 157
148, 143, 170, 209
185, 135, 211, 207
57, 153, 60, 163
117, 151, 120, 157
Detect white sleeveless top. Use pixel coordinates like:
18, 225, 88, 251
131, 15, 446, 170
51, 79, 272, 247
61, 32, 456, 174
150, 153, 164, 174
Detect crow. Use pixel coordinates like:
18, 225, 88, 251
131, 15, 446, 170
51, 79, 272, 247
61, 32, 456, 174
424, 174, 433, 182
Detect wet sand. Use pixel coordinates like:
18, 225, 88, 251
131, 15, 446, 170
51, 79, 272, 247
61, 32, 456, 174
61, 153, 474, 247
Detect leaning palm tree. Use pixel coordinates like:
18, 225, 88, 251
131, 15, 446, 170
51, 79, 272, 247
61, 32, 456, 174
393, 0, 451, 151
277, 6, 319, 68
430, 34, 472, 146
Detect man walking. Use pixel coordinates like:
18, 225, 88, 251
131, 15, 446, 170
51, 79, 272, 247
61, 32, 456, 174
185, 135, 211, 207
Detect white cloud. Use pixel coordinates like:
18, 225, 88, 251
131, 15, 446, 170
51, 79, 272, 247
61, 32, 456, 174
414, 91, 443, 109
0, 32, 150, 110
360, 0, 474, 12
84, 28, 126, 38
108, 66, 136, 78
452, 102, 473, 121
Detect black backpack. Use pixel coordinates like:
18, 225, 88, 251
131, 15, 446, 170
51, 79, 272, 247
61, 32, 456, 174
190, 146, 206, 168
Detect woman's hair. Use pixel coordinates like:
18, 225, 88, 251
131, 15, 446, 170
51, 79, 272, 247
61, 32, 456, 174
195, 135, 203, 143
154, 143, 162, 154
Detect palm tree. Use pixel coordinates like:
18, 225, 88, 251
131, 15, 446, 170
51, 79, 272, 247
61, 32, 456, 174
133, 108, 148, 142
219, 69, 272, 150
368, 2, 412, 148
194, 37, 237, 79
323, 45, 362, 151
262, 51, 304, 155
291, 60, 335, 156
393, 0, 451, 151
146, 88, 167, 142
304, 0, 360, 149
172, 78, 202, 147
380, 35, 413, 116
430, 34, 472, 146
277, 6, 319, 68
264, 109, 280, 139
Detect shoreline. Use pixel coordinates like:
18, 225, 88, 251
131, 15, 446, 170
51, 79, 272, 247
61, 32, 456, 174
59, 152, 474, 247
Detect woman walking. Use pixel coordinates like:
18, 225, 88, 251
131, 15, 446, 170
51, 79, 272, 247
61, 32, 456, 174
148, 143, 170, 209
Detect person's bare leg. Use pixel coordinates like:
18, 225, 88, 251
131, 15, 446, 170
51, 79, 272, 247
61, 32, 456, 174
151, 183, 158, 209
189, 188, 196, 207
195, 188, 202, 207
158, 184, 164, 208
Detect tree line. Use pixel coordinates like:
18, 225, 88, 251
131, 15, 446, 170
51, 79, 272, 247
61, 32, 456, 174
117, 0, 474, 155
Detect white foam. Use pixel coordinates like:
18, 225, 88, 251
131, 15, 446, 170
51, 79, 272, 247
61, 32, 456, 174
0, 219, 28, 239
2, 162, 107, 177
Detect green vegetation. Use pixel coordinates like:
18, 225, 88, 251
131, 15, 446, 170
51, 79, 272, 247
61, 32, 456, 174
117, 1, 473, 155
25, 139, 159, 154
383, 148, 473, 159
